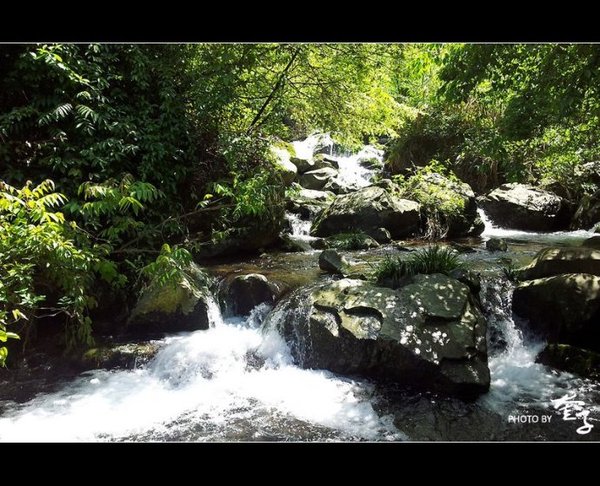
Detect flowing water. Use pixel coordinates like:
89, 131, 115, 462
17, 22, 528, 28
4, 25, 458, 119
1, 197, 599, 440
283, 211, 318, 251
478, 208, 595, 246
0, 300, 401, 442
292, 133, 382, 190
479, 277, 600, 416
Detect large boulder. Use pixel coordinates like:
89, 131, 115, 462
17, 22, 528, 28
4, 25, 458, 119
220, 273, 280, 316
311, 186, 421, 239
407, 172, 484, 237
127, 263, 212, 336
479, 183, 571, 231
268, 274, 490, 399
513, 273, 600, 351
298, 167, 339, 191
270, 145, 298, 185
517, 247, 600, 280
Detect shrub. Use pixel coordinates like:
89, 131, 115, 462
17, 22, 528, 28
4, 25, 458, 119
0, 179, 101, 363
395, 162, 467, 239
373, 245, 462, 288
327, 231, 376, 251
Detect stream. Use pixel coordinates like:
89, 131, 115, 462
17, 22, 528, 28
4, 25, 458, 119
0, 135, 598, 442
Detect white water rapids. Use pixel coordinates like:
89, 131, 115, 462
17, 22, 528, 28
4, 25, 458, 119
478, 208, 595, 245
0, 300, 400, 442
1, 205, 599, 440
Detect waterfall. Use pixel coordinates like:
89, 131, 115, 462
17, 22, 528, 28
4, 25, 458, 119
0, 296, 400, 442
283, 211, 317, 251
478, 276, 600, 415
292, 133, 383, 191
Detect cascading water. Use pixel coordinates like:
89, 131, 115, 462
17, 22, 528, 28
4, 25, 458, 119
0, 297, 401, 442
478, 276, 600, 419
292, 133, 383, 191
283, 211, 317, 251
478, 207, 594, 245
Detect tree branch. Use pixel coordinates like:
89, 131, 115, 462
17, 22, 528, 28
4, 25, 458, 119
246, 47, 301, 134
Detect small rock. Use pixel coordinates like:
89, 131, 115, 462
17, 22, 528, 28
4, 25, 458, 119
450, 243, 477, 254
221, 274, 279, 316
369, 227, 392, 244
486, 238, 508, 252
318, 249, 348, 275
310, 238, 329, 250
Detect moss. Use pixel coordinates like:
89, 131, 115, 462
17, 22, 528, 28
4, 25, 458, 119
272, 140, 297, 159
132, 280, 202, 318
78, 343, 159, 370
395, 165, 476, 239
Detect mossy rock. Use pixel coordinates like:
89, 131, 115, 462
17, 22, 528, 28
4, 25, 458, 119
127, 263, 213, 337
268, 274, 489, 399
75, 342, 160, 371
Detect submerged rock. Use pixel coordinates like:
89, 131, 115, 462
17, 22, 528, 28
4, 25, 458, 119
485, 238, 508, 252
536, 344, 600, 380
220, 273, 280, 316
479, 183, 571, 231
513, 273, 600, 352
267, 274, 490, 399
517, 247, 600, 280
127, 263, 212, 336
311, 186, 421, 239
76, 342, 160, 371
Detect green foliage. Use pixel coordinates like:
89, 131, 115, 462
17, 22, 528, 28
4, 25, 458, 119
387, 44, 600, 200
0, 179, 102, 361
72, 174, 163, 246
373, 245, 462, 288
396, 163, 467, 239
0, 44, 193, 197
141, 244, 212, 296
